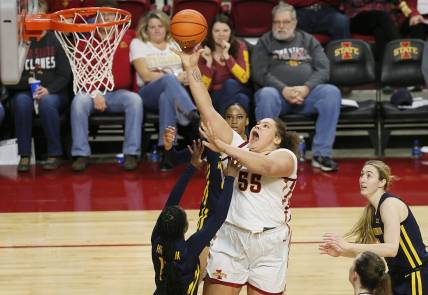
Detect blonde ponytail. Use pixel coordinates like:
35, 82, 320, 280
346, 204, 377, 244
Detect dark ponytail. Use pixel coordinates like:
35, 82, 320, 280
156, 206, 187, 295
355, 251, 392, 295
374, 273, 392, 295
272, 118, 299, 156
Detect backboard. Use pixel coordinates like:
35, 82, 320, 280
0, 0, 38, 85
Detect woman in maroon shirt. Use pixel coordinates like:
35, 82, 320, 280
198, 14, 251, 116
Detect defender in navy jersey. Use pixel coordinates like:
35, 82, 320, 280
151, 139, 238, 295
320, 160, 428, 295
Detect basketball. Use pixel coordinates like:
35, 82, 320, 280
170, 9, 208, 52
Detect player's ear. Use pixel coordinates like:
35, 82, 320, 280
184, 219, 189, 235
378, 178, 386, 189
273, 135, 281, 146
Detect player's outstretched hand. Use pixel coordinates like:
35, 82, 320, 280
199, 121, 227, 153
171, 47, 204, 70
319, 233, 346, 257
188, 139, 205, 169
163, 126, 176, 151
225, 158, 240, 178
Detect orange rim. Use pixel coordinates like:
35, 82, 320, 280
24, 7, 131, 39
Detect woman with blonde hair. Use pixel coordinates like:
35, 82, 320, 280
320, 160, 428, 295
130, 10, 198, 167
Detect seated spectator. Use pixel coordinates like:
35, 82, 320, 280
6, 0, 71, 172
341, 0, 400, 71
397, 0, 427, 40
130, 10, 198, 153
349, 251, 392, 295
252, 2, 341, 172
71, 0, 143, 172
422, 39, 428, 86
0, 102, 4, 127
287, 0, 350, 40
199, 14, 251, 116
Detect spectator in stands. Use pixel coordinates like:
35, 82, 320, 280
71, 0, 143, 172
0, 85, 6, 128
199, 13, 251, 116
287, 0, 351, 40
130, 11, 198, 154
252, 2, 341, 172
6, 0, 71, 173
0, 102, 4, 127
422, 39, 428, 87
397, 0, 427, 40
341, 0, 400, 70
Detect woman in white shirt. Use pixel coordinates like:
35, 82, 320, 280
130, 11, 198, 151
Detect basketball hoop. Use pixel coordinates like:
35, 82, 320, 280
24, 7, 131, 95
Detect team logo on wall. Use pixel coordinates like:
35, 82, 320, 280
393, 41, 418, 60
334, 42, 360, 60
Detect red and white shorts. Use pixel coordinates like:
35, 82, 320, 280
205, 222, 291, 294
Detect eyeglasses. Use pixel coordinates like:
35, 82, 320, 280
272, 19, 295, 26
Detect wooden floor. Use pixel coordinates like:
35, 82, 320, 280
0, 207, 427, 294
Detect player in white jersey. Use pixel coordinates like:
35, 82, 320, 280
173, 47, 300, 295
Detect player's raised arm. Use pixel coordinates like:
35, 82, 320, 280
172, 48, 233, 145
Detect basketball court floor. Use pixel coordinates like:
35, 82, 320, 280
0, 1, 427, 294
0, 159, 427, 294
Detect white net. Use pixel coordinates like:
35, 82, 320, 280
54, 10, 131, 95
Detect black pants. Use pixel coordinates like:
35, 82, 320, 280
401, 21, 427, 40
350, 10, 400, 74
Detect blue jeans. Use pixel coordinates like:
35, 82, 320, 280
211, 78, 250, 116
296, 7, 350, 40
13, 91, 68, 156
71, 89, 143, 156
138, 74, 196, 146
0, 102, 4, 126
255, 84, 341, 157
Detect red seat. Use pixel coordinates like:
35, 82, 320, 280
230, 0, 279, 37
313, 33, 375, 46
81, 0, 97, 7
115, 0, 151, 29
312, 34, 331, 45
47, 0, 82, 12
351, 33, 375, 44
172, 0, 223, 27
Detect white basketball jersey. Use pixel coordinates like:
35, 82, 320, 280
225, 131, 298, 233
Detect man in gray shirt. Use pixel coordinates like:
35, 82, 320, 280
252, 2, 340, 172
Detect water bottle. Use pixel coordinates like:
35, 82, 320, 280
298, 135, 306, 163
411, 139, 422, 158
149, 145, 161, 162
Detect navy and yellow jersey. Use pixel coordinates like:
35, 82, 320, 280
164, 147, 191, 167
196, 150, 223, 231
151, 150, 234, 295
372, 192, 428, 281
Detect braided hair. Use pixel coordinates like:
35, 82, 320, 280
156, 205, 187, 295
